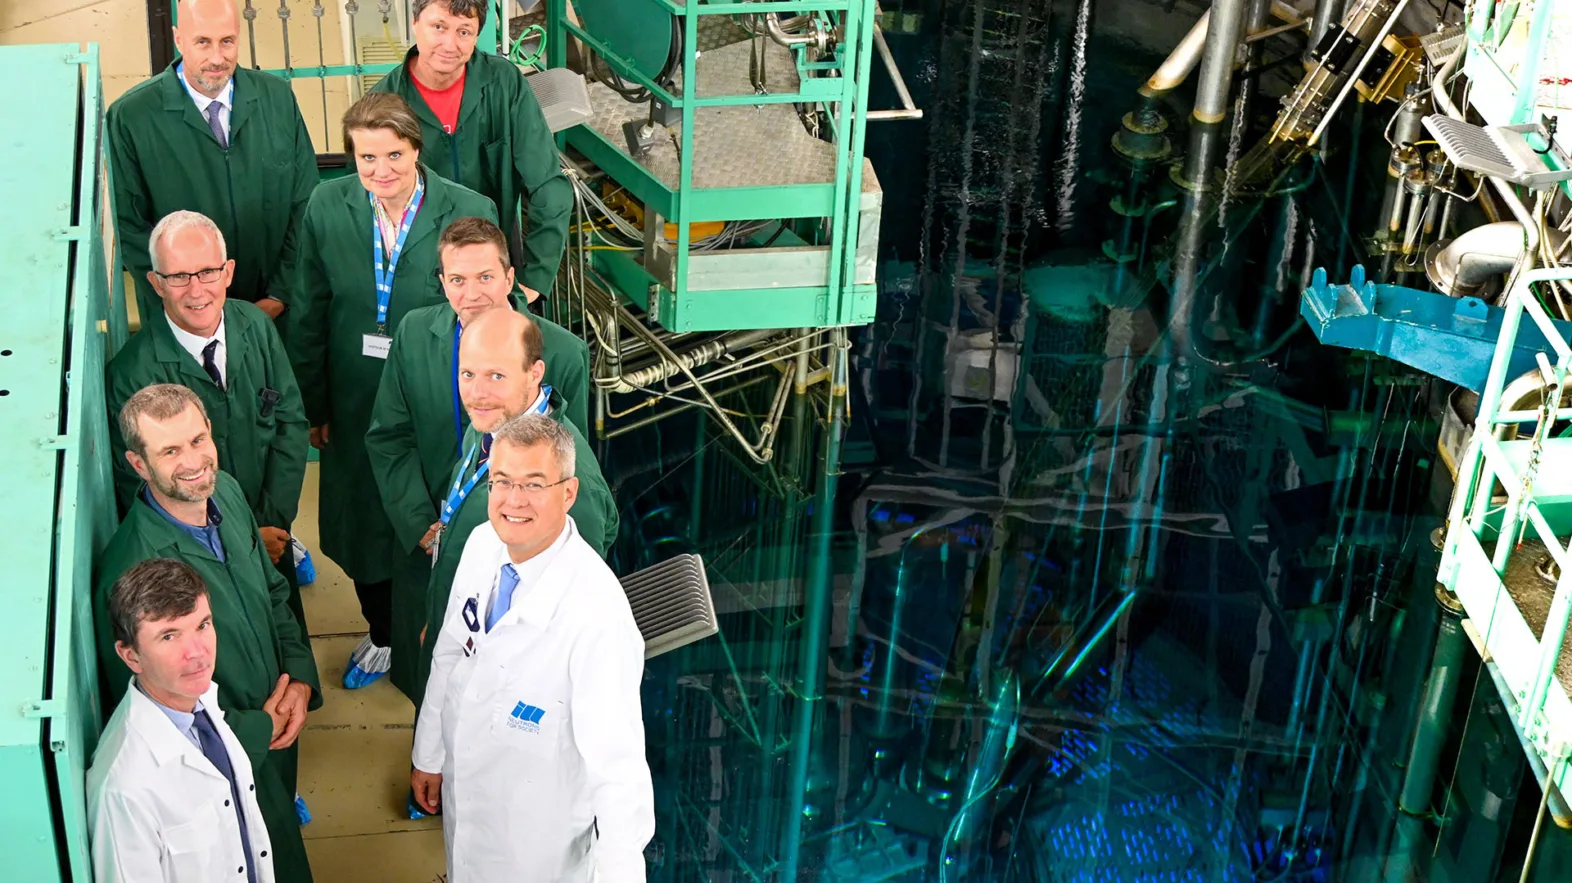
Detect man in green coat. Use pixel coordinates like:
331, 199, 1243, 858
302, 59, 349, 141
288, 90, 498, 689
370, 0, 572, 297
94, 384, 321, 883
364, 215, 588, 699
106, 211, 309, 631
412, 308, 617, 712
107, 0, 317, 325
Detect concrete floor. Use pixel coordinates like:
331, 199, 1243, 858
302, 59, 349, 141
0, 7, 448, 878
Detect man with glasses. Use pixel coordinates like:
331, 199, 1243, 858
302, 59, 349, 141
412, 413, 652, 882
364, 215, 591, 701
402, 309, 616, 816
107, 210, 310, 636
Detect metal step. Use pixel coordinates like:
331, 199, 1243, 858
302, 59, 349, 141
620, 553, 718, 659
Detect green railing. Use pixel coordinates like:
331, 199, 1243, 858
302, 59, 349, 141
1438, 264, 1572, 803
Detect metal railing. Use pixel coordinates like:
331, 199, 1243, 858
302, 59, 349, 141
1438, 264, 1572, 801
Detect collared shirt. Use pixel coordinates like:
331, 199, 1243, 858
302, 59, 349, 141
142, 487, 227, 562
373, 171, 425, 253
134, 679, 203, 751
176, 62, 234, 140
486, 521, 572, 627
166, 310, 228, 387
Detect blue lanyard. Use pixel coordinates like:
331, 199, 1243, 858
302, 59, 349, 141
440, 441, 489, 526
371, 174, 426, 333
451, 323, 465, 456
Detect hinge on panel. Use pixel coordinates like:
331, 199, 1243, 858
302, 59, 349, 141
23, 700, 65, 720
55, 227, 86, 242
64, 53, 91, 65
41, 435, 71, 450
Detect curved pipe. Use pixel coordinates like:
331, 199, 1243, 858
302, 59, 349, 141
765, 13, 815, 47
1426, 222, 1528, 298
1140, 1, 1304, 97
1428, 222, 1569, 299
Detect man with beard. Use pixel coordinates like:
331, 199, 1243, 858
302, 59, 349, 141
409, 309, 616, 747
365, 215, 589, 702
107, 0, 318, 326
94, 383, 321, 883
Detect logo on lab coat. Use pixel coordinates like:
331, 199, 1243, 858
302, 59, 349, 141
507, 701, 546, 734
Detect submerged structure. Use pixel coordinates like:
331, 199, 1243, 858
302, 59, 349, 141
4, 0, 1572, 880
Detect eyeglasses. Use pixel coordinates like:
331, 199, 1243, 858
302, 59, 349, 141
155, 266, 225, 288
488, 477, 571, 499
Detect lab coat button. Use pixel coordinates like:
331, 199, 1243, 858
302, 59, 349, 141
224, 799, 231, 806
261, 851, 268, 858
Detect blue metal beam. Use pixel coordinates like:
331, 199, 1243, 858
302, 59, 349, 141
1301, 265, 1572, 392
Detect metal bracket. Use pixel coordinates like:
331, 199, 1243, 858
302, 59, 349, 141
41, 435, 70, 450
55, 226, 85, 242
63, 53, 92, 65
22, 700, 65, 720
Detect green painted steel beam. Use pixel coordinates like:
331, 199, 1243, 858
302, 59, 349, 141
258, 63, 400, 79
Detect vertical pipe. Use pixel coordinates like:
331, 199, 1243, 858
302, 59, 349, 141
1383, 585, 1467, 881
1191, 0, 1249, 126
779, 333, 849, 881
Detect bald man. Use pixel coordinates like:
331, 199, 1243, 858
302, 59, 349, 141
108, 0, 318, 328
411, 308, 618, 713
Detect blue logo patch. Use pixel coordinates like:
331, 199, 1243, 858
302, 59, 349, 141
508, 702, 546, 734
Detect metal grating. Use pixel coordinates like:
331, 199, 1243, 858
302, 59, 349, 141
1424, 116, 1572, 191
622, 553, 719, 659
1418, 25, 1465, 68
526, 68, 593, 133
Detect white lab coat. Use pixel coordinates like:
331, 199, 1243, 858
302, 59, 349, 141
415, 516, 655, 883
86, 677, 274, 883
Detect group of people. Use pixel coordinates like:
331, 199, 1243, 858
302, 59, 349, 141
84, 0, 654, 881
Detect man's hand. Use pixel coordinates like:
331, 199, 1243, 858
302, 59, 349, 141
411, 769, 443, 814
262, 674, 291, 744
256, 297, 286, 320
270, 680, 313, 750
419, 623, 427, 646
517, 283, 540, 304
309, 424, 331, 450
259, 527, 290, 564
419, 521, 442, 555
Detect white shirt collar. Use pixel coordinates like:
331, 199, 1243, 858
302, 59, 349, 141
166, 310, 227, 377
177, 62, 234, 114
491, 520, 574, 623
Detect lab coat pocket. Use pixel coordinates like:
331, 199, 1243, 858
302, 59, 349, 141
164, 815, 219, 879
490, 695, 564, 763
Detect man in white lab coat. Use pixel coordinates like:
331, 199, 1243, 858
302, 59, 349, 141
88, 557, 275, 883
412, 413, 654, 882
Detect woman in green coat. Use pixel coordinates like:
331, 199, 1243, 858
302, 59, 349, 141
287, 92, 496, 688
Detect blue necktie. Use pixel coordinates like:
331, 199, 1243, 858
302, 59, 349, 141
206, 100, 228, 149
486, 563, 520, 632
193, 709, 257, 883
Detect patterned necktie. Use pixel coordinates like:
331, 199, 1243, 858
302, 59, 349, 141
486, 563, 520, 632
192, 709, 257, 883
202, 339, 224, 390
206, 100, 228, 149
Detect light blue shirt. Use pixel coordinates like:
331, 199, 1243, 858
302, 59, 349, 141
134, 680, 203, 751
176, 62, 234, 139
142, 488, 227, 562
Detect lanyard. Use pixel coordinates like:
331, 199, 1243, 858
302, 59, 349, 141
451, 324, 465, 456
371, 174, 426, 334
440, 441, 489, 526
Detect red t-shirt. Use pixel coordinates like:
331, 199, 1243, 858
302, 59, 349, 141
412, 66, 466, 135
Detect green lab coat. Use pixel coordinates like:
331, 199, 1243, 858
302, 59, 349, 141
363, 300, 591, 697
94, 472, 322, 883
106, 299, 308, 530
371, 48, 572, 297
411, 409, 617, 709
107, 59, 317, 322
287, 169, 497, 584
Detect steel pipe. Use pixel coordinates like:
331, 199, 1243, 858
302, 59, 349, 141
1307, 0, 1346, 62
607, 329, 783, 393
1192, 0, 1251, 124
1142, 1, 1303, 96
1425, 221, 1531, 298
871, 22, 922, 120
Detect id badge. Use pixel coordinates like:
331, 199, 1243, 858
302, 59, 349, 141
429, 525, 442, 569
362, 333, 392, 360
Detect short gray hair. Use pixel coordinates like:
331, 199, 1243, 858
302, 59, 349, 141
493, 413, 576, 480
120, 383, 209, 456
149, 210, 227, 273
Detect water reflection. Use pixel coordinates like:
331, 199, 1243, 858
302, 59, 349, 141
606, 1, 1483, 880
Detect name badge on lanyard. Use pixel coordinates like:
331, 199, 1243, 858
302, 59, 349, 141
366, 175, 426, 358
